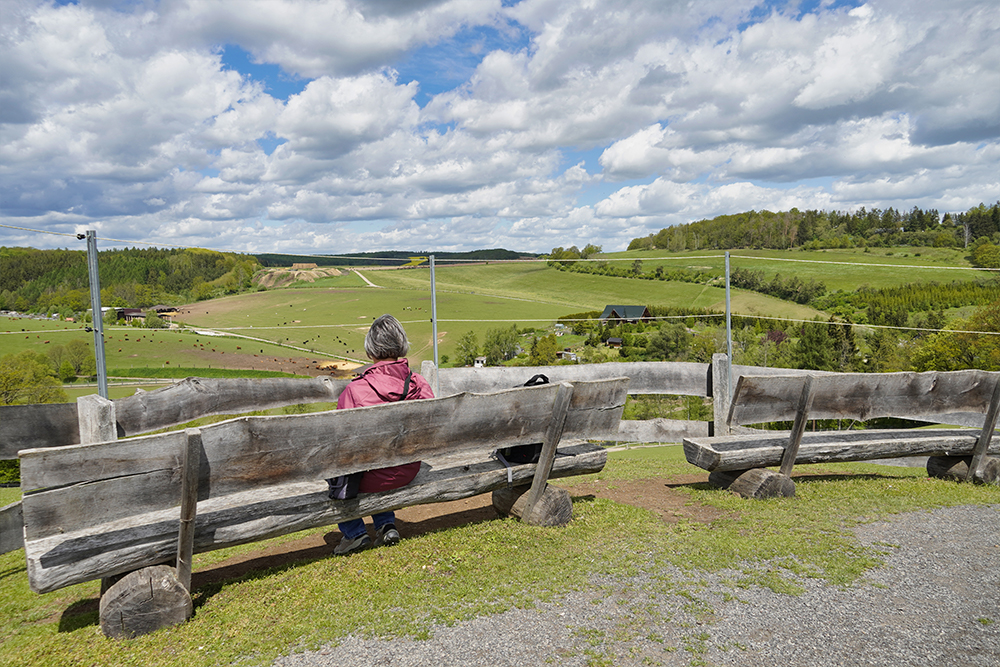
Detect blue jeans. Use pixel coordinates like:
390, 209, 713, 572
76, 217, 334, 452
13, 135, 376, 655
339, 511, 395, 539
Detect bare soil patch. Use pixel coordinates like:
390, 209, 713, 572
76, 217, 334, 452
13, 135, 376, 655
189, 476, 722, 589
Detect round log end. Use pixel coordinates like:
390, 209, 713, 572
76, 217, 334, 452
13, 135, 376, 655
728, 468, 795, 500
975, 457, 1000, 485
927, 455, 971, 481
492, 485, 528, 518
99, 565, 192, 639
929, 455, 1000, 484
492, 484, 574, 527
708, 469, 748, 490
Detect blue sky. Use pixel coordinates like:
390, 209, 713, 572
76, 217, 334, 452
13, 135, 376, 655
2, 0, 997, 254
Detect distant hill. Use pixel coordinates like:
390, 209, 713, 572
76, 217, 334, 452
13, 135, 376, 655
255, 249, 539, 268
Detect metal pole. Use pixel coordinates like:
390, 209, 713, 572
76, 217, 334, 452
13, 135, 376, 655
85, 230, 109, 398
725, 251, 733, 400
429, 254, 439, 397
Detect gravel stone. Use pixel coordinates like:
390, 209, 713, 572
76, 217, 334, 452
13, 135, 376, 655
273, 504, 1000, 667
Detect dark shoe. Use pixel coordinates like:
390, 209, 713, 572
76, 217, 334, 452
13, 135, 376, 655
374, 524, 400, 547
333, 533, 371, 555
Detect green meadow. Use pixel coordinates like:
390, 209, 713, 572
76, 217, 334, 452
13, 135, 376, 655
606, 246, 983, 291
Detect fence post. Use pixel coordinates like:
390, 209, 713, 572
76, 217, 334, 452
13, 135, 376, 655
420, 360, 438, 397
78, 394, 116, 445
712, 354, 731, 436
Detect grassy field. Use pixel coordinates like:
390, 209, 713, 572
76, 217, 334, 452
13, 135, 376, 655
606, 246, 984, 292
1, 446, 996, 667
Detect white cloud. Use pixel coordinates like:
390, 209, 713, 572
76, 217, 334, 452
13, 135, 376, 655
1, 0, 998, 255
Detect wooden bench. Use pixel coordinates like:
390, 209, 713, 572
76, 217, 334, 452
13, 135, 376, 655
17, 376, 628, 637
683, 370, 1000, 499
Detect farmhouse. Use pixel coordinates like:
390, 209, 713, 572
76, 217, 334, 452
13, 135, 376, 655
599, 305, 651, 324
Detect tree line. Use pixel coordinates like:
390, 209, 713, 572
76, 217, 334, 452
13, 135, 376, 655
0, 246, 261, 316
626, 203, 1000, 253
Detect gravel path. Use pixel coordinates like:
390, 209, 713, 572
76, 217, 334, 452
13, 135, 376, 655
274, 504, 1000, 667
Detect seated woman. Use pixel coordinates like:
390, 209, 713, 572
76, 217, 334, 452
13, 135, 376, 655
332, 313, 434, 555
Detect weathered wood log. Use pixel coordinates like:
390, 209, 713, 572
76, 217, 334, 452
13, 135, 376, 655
491, 484, 574, 527
707, 469, 747, 490
521, 383, 573, 521
616, 418, 708, 444
0, 402, 79, 458
927, 455, 1000, 484
435, 361, 712, 397
20, 380, 627, 544
728, 370, 1000, 428
0, 501, 24, 554
779, 375, 814, 477
728, 468, 795, 499
113, 376, 349, 437
0, 378, 352, 458
683, 429, 997, 472
99, 565, 192, 639
25, 442, 607, 593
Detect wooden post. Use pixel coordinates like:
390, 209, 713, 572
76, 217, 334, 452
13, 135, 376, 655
521, 382, 574, 523
779, 375, 814, 478
968, 376, 1000, 483
77, 394, 116, 445
79, 394, 119, 594
176, 429, 202, 592
711, 354, 730, 436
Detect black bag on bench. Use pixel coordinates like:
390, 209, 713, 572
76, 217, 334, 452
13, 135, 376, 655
496, 374, 549, 464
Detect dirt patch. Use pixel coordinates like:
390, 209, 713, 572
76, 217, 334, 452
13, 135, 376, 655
256, 267, 344, 289
189, 476, 723, 589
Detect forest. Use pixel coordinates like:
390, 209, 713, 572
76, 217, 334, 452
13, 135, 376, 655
626, 203, 1000, 254
0, 247, 261, 316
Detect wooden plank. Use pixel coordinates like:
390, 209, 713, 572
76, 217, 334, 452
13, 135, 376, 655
523, 383, 574, 520
436, 362, 709, 397
0, 501, 23, 554
20, 384, 563, 491
683, 429, 996, 471
113, 376, 349, 437
562, 377, 629, 439
0, 402, 79, 459
25, 442, 607, 593
779, 375, 815, 477
728, 370, 1000, 427
175, 430, 202, 591
617, 418, 709, 443
20, 380, 626, 544
968, 377, 1000, 482
712, 353, 730, 436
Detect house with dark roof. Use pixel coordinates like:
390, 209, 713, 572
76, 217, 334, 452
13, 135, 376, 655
599, 305, 651, 324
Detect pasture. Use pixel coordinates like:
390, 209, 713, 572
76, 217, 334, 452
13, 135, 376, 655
606, 246, 983, 291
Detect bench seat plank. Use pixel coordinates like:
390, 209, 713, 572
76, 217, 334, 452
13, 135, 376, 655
683, 429, 1000, 472
24, 441, 607, 593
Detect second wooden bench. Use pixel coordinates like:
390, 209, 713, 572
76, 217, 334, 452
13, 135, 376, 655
683, 370, 1000, 499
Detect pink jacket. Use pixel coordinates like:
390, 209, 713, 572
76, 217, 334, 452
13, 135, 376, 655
337, 359, 434, 493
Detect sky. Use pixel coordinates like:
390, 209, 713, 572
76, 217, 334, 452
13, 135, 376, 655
1, 0, 998, 256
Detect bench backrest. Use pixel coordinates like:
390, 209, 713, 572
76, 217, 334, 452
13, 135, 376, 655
0, 376, 351, 458
19, 378, 629, 547
728, 370, 1000, 429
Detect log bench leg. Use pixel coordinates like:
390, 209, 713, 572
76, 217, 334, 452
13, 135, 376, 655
492, 484, 574, 527
715, 468, 795, 500
927, 456, 1000, 485
99, 565, 192, 639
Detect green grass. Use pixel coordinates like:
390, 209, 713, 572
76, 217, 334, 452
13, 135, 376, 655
606, 246, 982, 292
105, 367, 304, 379
1, 446, 996, 667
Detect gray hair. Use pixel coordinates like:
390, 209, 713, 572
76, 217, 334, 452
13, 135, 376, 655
364, 314, 410, 360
